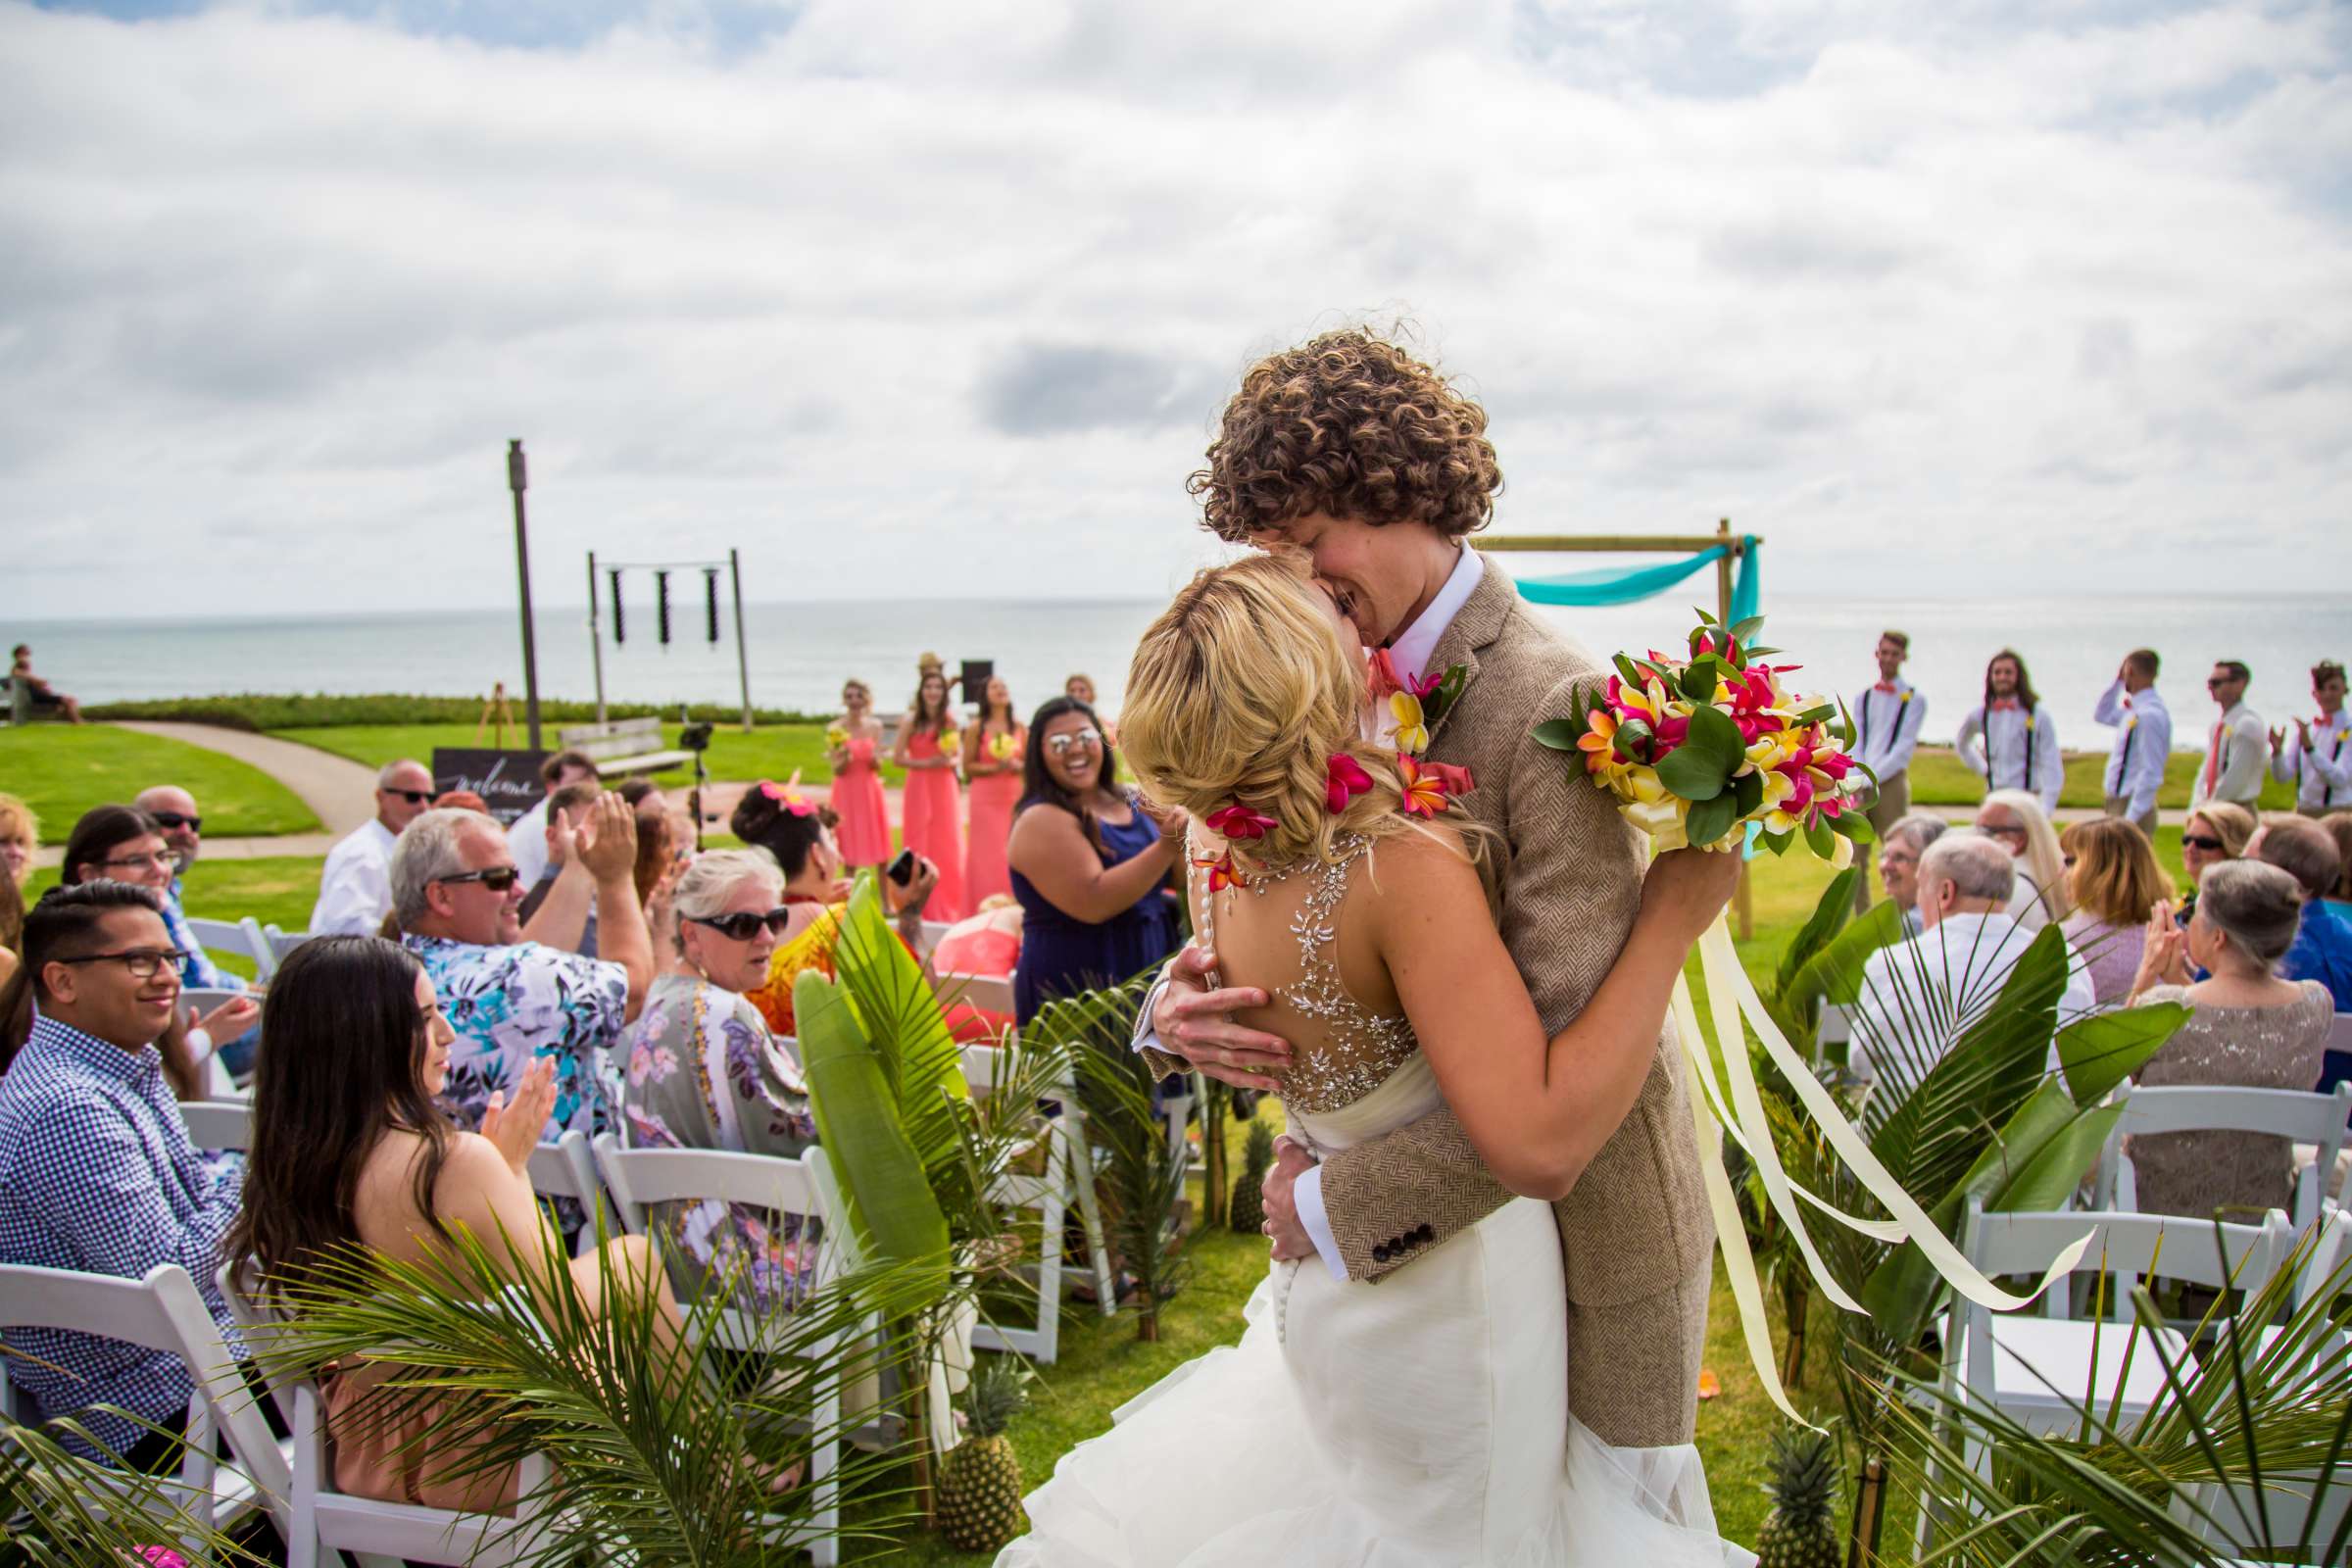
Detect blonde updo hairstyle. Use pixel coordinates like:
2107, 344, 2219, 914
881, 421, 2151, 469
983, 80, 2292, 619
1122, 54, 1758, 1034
1120, 551, 1441, 877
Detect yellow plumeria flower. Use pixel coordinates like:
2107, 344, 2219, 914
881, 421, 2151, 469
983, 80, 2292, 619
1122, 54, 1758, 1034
1391, 691, 1430, 754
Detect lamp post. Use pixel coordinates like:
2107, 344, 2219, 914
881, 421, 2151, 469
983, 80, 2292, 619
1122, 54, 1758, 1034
508, 439, 544, 752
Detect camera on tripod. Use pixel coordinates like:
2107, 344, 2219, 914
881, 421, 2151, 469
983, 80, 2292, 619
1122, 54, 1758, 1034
678, 720, 714, 753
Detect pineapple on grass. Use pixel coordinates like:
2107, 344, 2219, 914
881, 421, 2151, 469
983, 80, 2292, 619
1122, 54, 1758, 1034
1755, 1424, 1840, 1568
938, 1355, 1032, 1553
1229, 1119, 1275, 1235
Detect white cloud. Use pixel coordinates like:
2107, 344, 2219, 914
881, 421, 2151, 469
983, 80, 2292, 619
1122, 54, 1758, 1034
0, 0, 2345, 616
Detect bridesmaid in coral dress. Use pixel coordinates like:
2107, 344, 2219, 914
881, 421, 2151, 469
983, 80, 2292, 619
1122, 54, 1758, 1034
826, 679, 892, 869
962, 675, 1026, 906
894, 666, 967, 920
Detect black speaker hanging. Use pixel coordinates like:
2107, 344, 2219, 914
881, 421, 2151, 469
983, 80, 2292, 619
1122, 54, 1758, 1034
656, 569, 672, 646
705, 568, 721, 644
609, 568, 625, 646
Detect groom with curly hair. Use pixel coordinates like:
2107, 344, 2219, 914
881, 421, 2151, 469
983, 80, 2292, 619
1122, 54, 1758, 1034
1139, 326, 1716, 1448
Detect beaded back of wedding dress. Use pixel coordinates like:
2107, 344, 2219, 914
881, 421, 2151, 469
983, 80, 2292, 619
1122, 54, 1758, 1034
997, 835, 1744, 1567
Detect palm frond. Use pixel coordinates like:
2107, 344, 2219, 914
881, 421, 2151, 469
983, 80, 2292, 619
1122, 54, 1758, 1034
0, 1409, 250, 1566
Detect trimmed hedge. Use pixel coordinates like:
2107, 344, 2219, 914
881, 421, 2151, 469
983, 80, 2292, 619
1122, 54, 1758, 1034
85, 693, 828, 732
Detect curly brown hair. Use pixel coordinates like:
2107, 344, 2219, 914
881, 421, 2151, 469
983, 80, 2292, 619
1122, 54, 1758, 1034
1188, 328, 1502, 543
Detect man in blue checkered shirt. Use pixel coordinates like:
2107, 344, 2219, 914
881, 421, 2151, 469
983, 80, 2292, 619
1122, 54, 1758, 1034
0, 881, 243, 1463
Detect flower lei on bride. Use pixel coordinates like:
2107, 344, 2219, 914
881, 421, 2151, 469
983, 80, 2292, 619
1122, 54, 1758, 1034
1191, 653, 1477, 894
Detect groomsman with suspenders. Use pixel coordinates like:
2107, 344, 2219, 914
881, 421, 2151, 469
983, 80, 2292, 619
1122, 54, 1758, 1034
2192, 660, 2267, 812
2271, 659, 2350, 818
2095, 648, 2171, 836
1851, 629, 1927, 908
1956, 648, 2062, 816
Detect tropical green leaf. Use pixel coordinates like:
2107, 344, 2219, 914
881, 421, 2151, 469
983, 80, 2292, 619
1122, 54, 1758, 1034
1783, 897, 1902, 1012
797, 966, 954, 1281
1774, 866, 1860, 995
1680, 656, 1726, 704
1731, 614, 1767, 645
1796, 703, 1837, 724
1804, 819, 1836, 860
1687, 792, 1738, 847
1832, 809, 1875, 844
1732, 767, 1765, 817
1656, 744, 1728, 801
1532, 716, 1582, 752
1612, 653, 1645, 691
2055, 1003, 2188, 1107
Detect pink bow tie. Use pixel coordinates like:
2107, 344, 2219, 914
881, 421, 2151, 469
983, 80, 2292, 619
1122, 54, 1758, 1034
1989, 699, 2021, 712
1873, 681, 1898, 695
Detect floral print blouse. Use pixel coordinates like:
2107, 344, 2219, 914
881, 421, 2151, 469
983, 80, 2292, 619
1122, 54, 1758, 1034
619, 972, 821, 1314
406, 934, 626, 1141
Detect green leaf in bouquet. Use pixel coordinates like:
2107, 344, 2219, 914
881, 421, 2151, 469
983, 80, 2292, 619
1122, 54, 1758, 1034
1612, 653, 1647, 692
1732, 768, 1765, 817
2054, 1002, 2187, 1106
1795, 703, 1837, 725
1679, 656, 1728, 704
1730, 614, 1767, 645
1431, 662, 1468, 717
1612, 716, 1655, 762
1692, 607, 1718, 626
1740, 645, 1782, 660
1656, 743, 1728, 800
1834, 697, 1857, 751
1687, 793, 1739, 847
1532, 717, 1584, 752
1831, 809, 1874, 845
1761, 828, 1791, 856
1803, 819, 1836, 859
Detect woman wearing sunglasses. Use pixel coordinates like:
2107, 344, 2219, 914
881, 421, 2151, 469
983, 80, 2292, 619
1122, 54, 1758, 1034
1004, 696, 1181, 1025
2179, 800, 2257, 923
617, 849, 821, 1312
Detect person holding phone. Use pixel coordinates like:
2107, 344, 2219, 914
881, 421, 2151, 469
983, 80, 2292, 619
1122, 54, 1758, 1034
1004, 697, 1181, 1025
734, 783, 938, 1038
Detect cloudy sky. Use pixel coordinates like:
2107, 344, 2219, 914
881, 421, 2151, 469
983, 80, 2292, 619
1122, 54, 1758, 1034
3, 0, 2347, 617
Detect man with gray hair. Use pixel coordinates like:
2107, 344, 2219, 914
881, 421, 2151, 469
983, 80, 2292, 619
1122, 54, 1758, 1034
311, 759, 435, 936
1851, 831, 2096, 1104
395, 800, 654, 1148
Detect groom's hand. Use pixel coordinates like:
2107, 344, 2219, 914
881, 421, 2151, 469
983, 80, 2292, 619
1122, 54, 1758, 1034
1261, 1136, 1316, 1260
1152, 945, 1292, 1091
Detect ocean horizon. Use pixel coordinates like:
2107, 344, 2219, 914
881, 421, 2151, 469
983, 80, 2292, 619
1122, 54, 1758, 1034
10, 589, 2344, 755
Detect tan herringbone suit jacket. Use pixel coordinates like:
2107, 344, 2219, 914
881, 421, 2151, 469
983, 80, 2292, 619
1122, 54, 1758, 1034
1160, 559, 1718, 1446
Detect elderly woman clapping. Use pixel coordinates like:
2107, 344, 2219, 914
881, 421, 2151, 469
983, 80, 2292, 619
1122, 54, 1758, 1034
616, 849, 821, 1313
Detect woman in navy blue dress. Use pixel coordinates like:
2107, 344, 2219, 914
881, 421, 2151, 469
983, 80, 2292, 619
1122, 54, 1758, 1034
1005, 697, 1182, 1024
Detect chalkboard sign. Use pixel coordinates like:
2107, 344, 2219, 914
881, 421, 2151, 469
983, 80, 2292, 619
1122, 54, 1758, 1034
432, 749, 549, 828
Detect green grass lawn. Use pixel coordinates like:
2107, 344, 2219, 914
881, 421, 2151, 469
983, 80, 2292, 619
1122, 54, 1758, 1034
0, 725, 321, 844
270, 721, 899, 791
24, 855, 325, 981
1905, 745, 2295, 811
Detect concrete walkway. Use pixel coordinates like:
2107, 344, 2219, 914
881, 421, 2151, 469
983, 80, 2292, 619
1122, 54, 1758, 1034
30, 722, 373, 869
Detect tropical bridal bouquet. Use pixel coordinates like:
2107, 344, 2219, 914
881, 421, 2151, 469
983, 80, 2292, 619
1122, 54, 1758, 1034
1536, 610, 2085, 1425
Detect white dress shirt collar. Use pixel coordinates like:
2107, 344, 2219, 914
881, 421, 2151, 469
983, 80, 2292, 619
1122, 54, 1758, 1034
1382, 545, 1485, 687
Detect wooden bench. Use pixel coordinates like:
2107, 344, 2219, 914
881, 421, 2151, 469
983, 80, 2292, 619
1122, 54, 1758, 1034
558, 717, 693, 778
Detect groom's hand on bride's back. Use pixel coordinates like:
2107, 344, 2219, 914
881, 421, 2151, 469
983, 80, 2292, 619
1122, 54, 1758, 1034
1152, 945, 1294, 1092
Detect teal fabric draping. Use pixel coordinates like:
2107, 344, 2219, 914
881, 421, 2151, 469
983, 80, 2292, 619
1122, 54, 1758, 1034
1512, 536, 1761, 623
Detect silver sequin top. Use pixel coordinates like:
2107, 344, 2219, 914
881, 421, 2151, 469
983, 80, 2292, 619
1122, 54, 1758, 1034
2124, 981, 2333, 1221
1194, 831, 1420, 1114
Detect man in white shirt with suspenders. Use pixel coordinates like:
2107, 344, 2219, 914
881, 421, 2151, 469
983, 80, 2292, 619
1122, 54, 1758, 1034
2272, 659, 2350, 819
2095, 648, 2171, 836
1851, 629, 1927, 909
1956, 648, 2062, 816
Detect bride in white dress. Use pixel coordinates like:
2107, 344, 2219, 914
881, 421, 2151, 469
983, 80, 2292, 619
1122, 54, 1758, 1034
996, 553, 1748, 1567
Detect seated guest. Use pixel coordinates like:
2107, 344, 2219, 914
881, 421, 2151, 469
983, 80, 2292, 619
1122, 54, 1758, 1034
616, 777, 687, 908
514, 779, 606, 957
1004, 697, 1181, 1025
133, 785, 203, 879
0, 792, 35, 890
508, 749, 601, 891
619, 850, 820, 1313
2124, 860, 2333, 1219
2249, 815, 2352, 1008
2059, 817, 2170, 1004
1975, 789, 2068, 929
0, 883, 244, 1464
933, 896, 1023, 1044
2325, 809, 2352, 911
2180, 801, 2258, 919
227, 934, 683, 1511
132, 783, 266, 1075
432, 788, 490, 813
392, 803, 652, 1144
314, 760, 436, 937
7, 643, 83, 723
1852, 834, 2096, 1102
59, 807, 256, 1091
737, 783, 937, 1038
1874, 812, 1948, 938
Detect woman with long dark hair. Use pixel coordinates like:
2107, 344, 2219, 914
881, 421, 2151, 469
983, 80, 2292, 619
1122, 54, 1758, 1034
893, 664, 968, 920
962, 674, 1025, 906
226, 935, 682, 1511
1003, 696, 1180, 1024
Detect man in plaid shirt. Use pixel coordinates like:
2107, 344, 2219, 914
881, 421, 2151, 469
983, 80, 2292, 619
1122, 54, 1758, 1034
0, 881, 243, 1464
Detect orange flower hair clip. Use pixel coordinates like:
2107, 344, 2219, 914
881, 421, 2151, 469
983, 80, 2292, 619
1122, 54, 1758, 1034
1193, 849, 1249, 894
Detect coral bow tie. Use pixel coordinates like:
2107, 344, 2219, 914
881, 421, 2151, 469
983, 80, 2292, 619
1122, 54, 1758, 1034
1873, 682, 1898, 695
1989, 699, 2021, 712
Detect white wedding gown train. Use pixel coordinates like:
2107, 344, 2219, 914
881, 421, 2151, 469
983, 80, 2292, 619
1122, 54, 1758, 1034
998, 1056, 1747, 1567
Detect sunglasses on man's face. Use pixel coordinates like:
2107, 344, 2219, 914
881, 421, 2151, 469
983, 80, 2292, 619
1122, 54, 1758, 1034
149, 811, 202, 832
2181, 834, 2227, 852
437, 865, 521, 892
687, 908, 792, 942
383, 788, 434, 806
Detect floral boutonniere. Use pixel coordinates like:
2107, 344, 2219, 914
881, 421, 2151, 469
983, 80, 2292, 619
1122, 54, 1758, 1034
1370, 651, 1470, 757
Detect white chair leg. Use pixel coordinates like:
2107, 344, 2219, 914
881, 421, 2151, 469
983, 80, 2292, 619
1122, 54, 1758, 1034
1063, 1113, 1117, 1316
1033, 1181, 1065, 1364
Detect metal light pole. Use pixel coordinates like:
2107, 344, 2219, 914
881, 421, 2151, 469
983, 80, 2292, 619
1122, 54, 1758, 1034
507, 439, 544, 751
586, 548, 608, 724
729, 547, 753, 732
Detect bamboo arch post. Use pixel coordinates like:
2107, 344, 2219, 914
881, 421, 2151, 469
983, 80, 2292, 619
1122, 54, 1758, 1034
1474, 518, 1757, 939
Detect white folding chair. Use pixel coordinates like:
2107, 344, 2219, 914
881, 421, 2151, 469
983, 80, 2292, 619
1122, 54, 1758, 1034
179, 1099, 254, 1153
587, 1137, 855, 1566
175, 986, 253, 1100
263, 925, 313, 965
2096, 1083, 2352, 1229
523, 1129, 615, 1257
937, 970, 1016, 1022
0, 1260, 294, 1556
216, 1254, 549, 1568
1814, 1002, 1853, 1070
186, 916, 279, 984
915, 920, 955, 961
959, 1044, 1115, 1360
